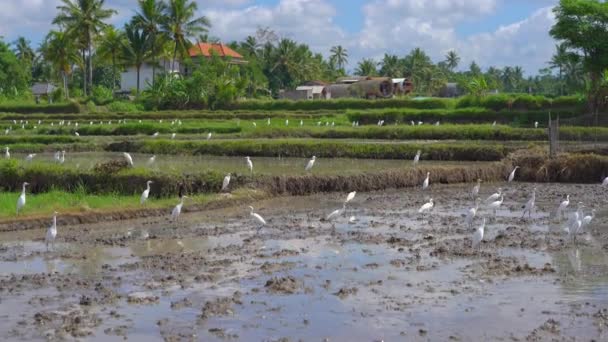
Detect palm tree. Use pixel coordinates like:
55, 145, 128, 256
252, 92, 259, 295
330, 45, 348, 71
445, 50, 460, 71
242, 36, 259, 57
469, 61, 481, 76
97, 26, 125, 89
40, 30, 79, 98
379, 54, 401, 78
53, 0, 116, 96
121, 23, 152, 93
549, 43, 569, 95
162, 0, 211, 71
12, 37, 35, 64
354, 58, 378, 76
133, 0, 167, 86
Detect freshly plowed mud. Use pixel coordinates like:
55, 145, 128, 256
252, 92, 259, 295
0, 182, 607, 341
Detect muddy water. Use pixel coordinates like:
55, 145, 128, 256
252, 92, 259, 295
1, 182, 608, 341
10, 152, 490, 176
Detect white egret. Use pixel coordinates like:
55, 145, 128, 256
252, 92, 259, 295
16, 182, 29, 215
305, 156, 316, 171
300, 120, 303, 126
326, 207, 344, 221
140, 181, 153, 204
152, 132, 159, 138
488, 196, 504, 217
54, 151, 61, 163
245, 156, 253, 175
471, 179, 481, 199
422, 172, 430, 190
249, 206, 267, 230
348, 216, 358, 224
582, 209, 596, 229
90, 121, 93, 125
123, 152, 134, 167
465, 198, 481, 228
285, 119, 289, 126
171, 195, 188, 221
568, 211, 582, 242
25, 153, 36, 162
417, 121, 423, 126
413, 150, 421, 166
410, 120, 415, 126
45, 211, 59, 251
207, 133, 212, 140
171, 133, 176, 139
435, 121, 440, 126
59, 151, 65, 164
492, 121, 496, 126
521, 188, 536, 218
344, 191, 356, 205
75, 132, 80, 136
252, 122, 257, 128
472, 218, 486, 249
352, 121, 356, 127
147, 155, 156, 166
602, 176, 608, 187
4, 146, 9, 159
317, 121, 321, 126
486, 188, 502, 203
331, 121, 335, 127
267, 118, 271, 125
418, 198, 434, 214
507, 166, 520, 182
4, 129, 8, 135
222, 173, 231, 192
556, 195, 570, 220
534, 121, 539, 128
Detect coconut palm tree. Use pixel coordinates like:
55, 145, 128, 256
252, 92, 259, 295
549, 43, 569, 95
162, 0, 211, 71
242, 36, 260, 57
354, 58, 378, 77
53, 0, 116, 96
330, 45, 348, 71
379, 54, 402, 78
12, 37, 35, 64
121, 23, 152, 94
445, 50, 460, 72
96, 26, 125, 89
133, 0, 167, 86
40, 30, 79, 98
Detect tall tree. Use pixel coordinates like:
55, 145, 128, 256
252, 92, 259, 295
40, 31, 79, 98
445, 50, 460, 71
97, 25, 125, 89
12, 37, 35, 65
379, 54, 401, 78
549, 43, 569, 95
133, 0, 167, 86
329, 45, 348, 71
355, 58, 378, 77
121, 23, 152, 93
0, 40, 31, 97
53, 0, 116, 96
162, 0, 211, 71
469, 61, 482, 76
242, 36, 260, 57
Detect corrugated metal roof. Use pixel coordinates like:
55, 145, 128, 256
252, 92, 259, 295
31, 83, 56, 95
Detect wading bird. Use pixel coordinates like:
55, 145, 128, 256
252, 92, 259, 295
419, 198, 434, 215
466, 198, 481, 228
602, 176, 608, 187
152, 132, 159, 138
267, 118, 270, 125
568, 211, 583, 243
207, 133, 212, 140
45, 211, 58, 251
534, 121, 539, 128
171, 195, 188, 221
171, 133, 176, 139
305, 156, 316, 171
16, 182, 29, 215
471, 179, 481, 199
508, 166, 520, 182
582, 209, 596, 229
252, 122, 257, 128
222, 173, 231, 192
486, 188, 502, 203
141, 181, 153, 205
472, 218, 486, 250
147, 155, 156, 166
326, 206, 344, 221
123, 153, 134, 167
488, 196, 504, 217
413, 150, 421, 166
521, 188, 536, 218
286, 119, 289, 126
249, 206, 266, 230
422, 172, 430, 190
344, 191, 356, 205
25, 153, 36, 162
300, 120, 303, 126
245, 156, 253, 175
75, 132, 80, 137
4, 146, 9, 159
556, 195, 570, 220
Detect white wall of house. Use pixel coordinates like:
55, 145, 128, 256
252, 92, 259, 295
120, 60, 180, 92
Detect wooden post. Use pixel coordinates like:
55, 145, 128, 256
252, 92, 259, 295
548, 112, 559, 158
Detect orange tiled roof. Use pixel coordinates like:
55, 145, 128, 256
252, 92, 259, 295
188, 43, 244, 59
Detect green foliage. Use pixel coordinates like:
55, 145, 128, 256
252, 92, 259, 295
0, 40, 31, 98
0, 101, 81, 114
106, 101, 144, 112
456, 94, 585, 111
38, 121, 241, 135
91, 85, 114, 105
224, 98, 454, 111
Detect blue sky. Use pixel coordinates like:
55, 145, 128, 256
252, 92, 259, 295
0, 0, 560, 74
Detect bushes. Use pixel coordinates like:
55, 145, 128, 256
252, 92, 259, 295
0, 101, 82, 114
222, 97, 455, 111
106, 101, 144, 113
37, 122, 242, 136
107, 139, 510, 161
91, 86, 114, 105
456, 94, 585, 111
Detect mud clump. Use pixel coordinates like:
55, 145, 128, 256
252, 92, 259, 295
333, 287, 358, 299
264, 276, 302, 294
200, 294, 242, 321
127, 292, 159, 305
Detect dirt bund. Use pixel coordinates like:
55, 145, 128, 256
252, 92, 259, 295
509, 149, 608, 183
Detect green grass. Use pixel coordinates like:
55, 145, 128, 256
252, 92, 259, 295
0, 101, 82, 114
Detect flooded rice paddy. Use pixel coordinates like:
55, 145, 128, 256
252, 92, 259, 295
1, 182, 608, 341
13, 152, 490, 176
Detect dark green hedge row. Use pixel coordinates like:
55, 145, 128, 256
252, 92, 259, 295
37, 123, 242, 136
455, 94, 585, 111
107, 139, 509, 161
221, 98, 453, 111
0, 102, 82, 114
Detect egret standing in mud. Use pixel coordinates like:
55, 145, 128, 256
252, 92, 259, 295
16, 182, 29, 215
147, 155, 156, 166
222, 173, 231, 192
245, 156, 254, 176
568, 211, 583, 243
4, 146, 9, 159
422, 172, 430, 190
521, 188, 536, 219
556, 195, 570, 220
472, 218, 486, 250
489, 196, 504, 218
413, 150, 421, 166
45, 211, 58, 251
508, 166, 520, 182
344, 191, 356, 206
471, 179, 481, 199
466, 198, 480, 228
583, 209, 595, 229
602, 176, 608, 187
249, 206, 266, 231
25, 153, 36, 162
171, 133, 176, 140
171, 195, 188, 221
305, 156, 316, 172
419, 198, 434, 215
486, 188, 502, 203
141, 181, 153, 205
207, 132, 212, 140
152, 132, 159, 138
123, 152, 134, 167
